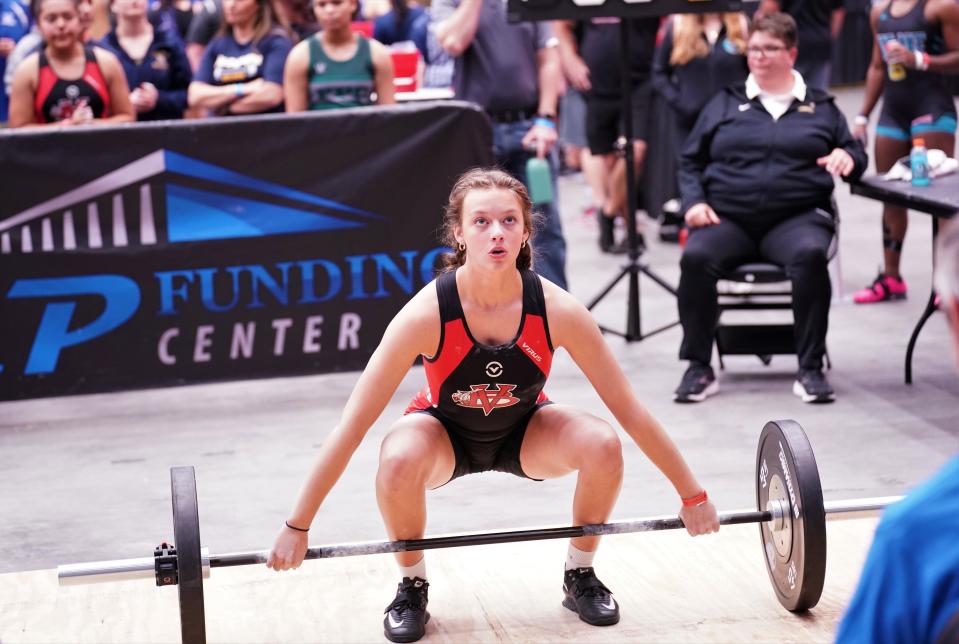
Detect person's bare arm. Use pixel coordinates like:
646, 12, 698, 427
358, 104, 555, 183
545, 282, 719, 535
8, 54, 39, 128
434, 0, 483, 57
228, 80, 283, 113
283, 42, 310, 112
830, 7, 847, 38
554, 20, 590, 91
370, 39, 396, 105
927, 0, 959, 72
853, 7, 887, 143
266, 285, 441, 569
188, 80, 242, 109
186, 43, 205, 71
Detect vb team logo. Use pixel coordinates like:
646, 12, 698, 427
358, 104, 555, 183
451, 384, 520, 416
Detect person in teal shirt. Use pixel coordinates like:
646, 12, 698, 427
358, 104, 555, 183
282, 0, 394, 111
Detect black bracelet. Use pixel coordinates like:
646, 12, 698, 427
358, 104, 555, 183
285, 520, 309, 532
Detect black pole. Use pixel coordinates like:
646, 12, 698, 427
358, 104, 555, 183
208, 510, 772, 568
619, 19, 641, 340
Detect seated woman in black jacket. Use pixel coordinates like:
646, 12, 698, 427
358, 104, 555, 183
674, 12, 866, 404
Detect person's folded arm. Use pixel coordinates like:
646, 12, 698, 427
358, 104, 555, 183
188, 80, 237, 109
228, 80, 283, 113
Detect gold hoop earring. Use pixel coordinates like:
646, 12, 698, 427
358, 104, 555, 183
458, 243, 466, 252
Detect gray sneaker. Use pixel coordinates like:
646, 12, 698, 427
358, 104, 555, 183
674, 362, 718, 403
793, 369, 835, 403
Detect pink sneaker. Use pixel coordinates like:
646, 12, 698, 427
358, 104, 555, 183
853, 274, 908, 304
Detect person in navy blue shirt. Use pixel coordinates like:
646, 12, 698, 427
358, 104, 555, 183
102, 0, 192, 120
836, 218, 959, 644
0, 0, 32, 122
373, 0, 427, 59
187, 0, 291, 115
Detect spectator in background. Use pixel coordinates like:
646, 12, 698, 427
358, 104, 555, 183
0, 0, 32, 123
184, 0, 219, 69
373, 0, 427, 59
187, 0, 292, 115
849, 0, 958, 305
651, 12, 748, 240
9, 0, 133, 126
422, 19, 451, 88
836, 218, 959, 644
272, 0, 317, 41
579, 16, 660, 254
283, 0, 393, 110
673, 12, 865, 404
433, 0, 568, 290
554, 19, 613, 242
754, 0, 845, 89
150, 0, 196, 41
103, 0, 192, 120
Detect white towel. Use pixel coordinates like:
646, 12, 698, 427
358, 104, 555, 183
881, 149, 958, 182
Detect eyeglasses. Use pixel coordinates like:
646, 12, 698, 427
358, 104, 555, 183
746, 45, 788, 58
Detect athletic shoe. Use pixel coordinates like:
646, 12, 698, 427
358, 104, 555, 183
383, 577, 430, 643
853, 273, 907, 304
562, 567, 620, 626
792, 369, 835, 404
674, 362, 719, 403
598, 215, 628, 254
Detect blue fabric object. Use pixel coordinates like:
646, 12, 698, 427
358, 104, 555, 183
0, 0, 32, 121
836, 456, 959, 644
195, 31, 292, 113
101, 24, 192, 120
373, 5, 428, 60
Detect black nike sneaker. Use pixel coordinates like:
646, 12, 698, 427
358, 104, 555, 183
383, 577, 430, 643
562, 567, 620, 626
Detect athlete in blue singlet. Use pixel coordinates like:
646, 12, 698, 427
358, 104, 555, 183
266, 168, 720, 643
851, 0, 959, 304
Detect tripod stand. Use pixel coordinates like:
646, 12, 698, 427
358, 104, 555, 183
586, 19, 679, 342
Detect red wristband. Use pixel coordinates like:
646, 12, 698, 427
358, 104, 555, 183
682, 490, 708, 507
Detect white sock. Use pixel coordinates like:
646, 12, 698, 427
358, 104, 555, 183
565, 543, 596, 571
398, 556, 427, 581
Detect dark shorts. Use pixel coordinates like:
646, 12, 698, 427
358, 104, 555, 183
586, 80, 652, 155
412, 401, 553, 484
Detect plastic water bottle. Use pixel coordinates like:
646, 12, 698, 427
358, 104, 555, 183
910, 137, 931, 187
525, 157, 554, 205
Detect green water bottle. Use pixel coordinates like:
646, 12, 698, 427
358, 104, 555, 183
525, 156, 554, 205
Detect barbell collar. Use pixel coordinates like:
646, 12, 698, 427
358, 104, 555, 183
58, 548, 211, 585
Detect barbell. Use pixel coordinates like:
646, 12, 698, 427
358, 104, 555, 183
57, 419, 903, 644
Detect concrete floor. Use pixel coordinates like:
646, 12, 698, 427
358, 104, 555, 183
1, 86, 957, 591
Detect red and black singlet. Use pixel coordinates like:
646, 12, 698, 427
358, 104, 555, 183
406, 269, 554, 443
34, 46, 112, 123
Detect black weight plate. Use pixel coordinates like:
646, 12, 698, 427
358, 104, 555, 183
756, 420, 827, 612
172, 466, 207, 643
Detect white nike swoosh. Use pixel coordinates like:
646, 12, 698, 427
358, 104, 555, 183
739, 103, 750, 111
602, 597, 616, 611
387, 613, 404, 629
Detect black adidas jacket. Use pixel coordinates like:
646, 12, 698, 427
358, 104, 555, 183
678, 83, 867, 227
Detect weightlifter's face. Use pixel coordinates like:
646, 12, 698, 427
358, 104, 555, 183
455, 188, 528, 270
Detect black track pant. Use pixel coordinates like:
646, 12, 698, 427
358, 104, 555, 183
677, 209, 835, 370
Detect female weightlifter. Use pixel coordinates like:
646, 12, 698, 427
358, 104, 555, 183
851, 0, 959, 304
266, 168, 720, 643
8, 0, 133, 127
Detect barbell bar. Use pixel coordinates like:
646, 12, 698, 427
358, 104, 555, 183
58, 497, 898, 584
56, 420, 904, 644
